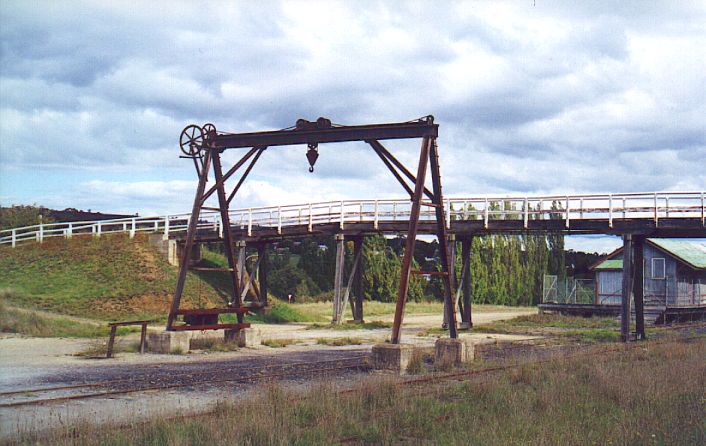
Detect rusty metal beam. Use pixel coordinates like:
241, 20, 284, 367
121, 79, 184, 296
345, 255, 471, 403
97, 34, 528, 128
212, 151, 243, 313
167, 150, 212, 330
391, 137, 432, 344
429, 139, 458, 339
213, 119, 437, 149
227, 147, 266, 205
201, 148, 259, 204
369, 142, 414, 198
369, 140, 434, 200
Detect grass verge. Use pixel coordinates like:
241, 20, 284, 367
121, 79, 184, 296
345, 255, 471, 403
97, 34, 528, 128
306, 320, 391, 330
261, 338, 299, 348
315, 337, 363, 346
0, 300, 135, 338
34, 337, 705, 445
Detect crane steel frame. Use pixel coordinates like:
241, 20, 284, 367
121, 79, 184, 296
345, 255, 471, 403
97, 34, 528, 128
167, 116, 457, 343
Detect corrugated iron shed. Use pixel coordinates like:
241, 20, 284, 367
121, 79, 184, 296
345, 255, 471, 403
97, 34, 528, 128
647, 238, 706, 269
593, 238, 706, 270
594, 259, 623, 270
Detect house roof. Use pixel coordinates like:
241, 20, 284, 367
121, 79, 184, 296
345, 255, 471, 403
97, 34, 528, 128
591, 238, 706, 271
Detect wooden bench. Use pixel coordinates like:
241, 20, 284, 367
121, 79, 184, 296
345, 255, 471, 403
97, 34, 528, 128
106, 320, 152, 358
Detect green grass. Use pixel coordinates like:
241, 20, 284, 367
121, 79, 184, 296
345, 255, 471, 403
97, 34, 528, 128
315, 336, 363, 346
0, 235, 227, 320
33, 337, 706, 445
261, 338, 299, 348
306, 320, 392, 330
283, 301, 529, 323
0, 303, 135, 338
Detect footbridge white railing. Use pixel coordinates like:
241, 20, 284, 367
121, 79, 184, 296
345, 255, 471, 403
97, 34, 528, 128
1, 191, 704, 247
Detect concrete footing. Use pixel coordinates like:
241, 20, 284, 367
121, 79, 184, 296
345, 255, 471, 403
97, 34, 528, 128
147, 331, 191, 354
147, 327, 261, 353
434, 337, 498, 367
434, 338, 470, 367
372, 344, 414, 373
225, 327, 261, 347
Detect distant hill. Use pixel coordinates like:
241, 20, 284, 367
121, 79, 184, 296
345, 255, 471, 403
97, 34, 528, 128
1, 205, 136, 230
46, 207, 137, 222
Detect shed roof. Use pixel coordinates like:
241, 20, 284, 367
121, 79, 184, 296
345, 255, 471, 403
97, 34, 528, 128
591, 238, 706, 271
647, 238, 706, 269
594, 259, 623, 270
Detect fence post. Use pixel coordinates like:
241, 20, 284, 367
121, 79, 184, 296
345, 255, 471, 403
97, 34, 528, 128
565, 196, 570, 228
665, 196, 670, 218
484, 198, 489, 229
163, 216, 170, 240
608, 194, 613, 228
11, 229, 16, 248
339, 200, 345, 229
248, 208, 253, 237
38, 224, 44, 243
374, 200, 379, 230
130, 218, 136, 238
524, 197, 529, 228
580, 198, 584, 219
446, 199, 451, 229
67, 223, 73, 239
277, 206, 282, 234
97, 222, 102, 237
308, 203, 313, 232
654, 192, 658, 227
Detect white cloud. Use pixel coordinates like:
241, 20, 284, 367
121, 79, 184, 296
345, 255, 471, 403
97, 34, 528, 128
1, 0, 704, 225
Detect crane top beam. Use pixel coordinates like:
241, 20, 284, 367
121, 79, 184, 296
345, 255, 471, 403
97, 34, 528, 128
210, 117, 438, 149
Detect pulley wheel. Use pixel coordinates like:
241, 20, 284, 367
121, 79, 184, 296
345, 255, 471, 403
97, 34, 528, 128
180, 124, 204, 156
203, 123, 217, 140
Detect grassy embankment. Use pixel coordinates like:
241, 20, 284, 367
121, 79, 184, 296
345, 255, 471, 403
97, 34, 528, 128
29, 336, 706, 445
0, 234, 223, 321
0, 234, 530, 337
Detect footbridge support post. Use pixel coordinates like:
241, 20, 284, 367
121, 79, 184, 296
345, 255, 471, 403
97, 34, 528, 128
257, 242, 269, 308
332, 234, 365, 324
460, 236, 473, 329
620, 234, 633, 342
332, 234, 346, 324
634, 235, 646, 340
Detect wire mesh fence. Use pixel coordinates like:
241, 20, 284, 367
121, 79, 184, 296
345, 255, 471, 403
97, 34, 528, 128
542, 275, 596, 304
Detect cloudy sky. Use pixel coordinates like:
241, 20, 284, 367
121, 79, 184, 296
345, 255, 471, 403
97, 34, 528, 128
1, 1, 705, 252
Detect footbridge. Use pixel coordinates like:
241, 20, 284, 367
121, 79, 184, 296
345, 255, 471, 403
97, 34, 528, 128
4, 191, 703, 246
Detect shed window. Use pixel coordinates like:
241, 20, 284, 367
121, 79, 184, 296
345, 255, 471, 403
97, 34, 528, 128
652, 258, 665, 279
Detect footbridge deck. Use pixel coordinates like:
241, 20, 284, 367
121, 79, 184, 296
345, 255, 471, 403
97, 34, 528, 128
2, 192, 704, 247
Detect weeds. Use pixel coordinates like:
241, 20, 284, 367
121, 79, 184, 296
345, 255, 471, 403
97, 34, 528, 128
0, 302, 135, 338
316, 337, 363, 346
34, 337, 705, 445
261, 338, 299, 348
306, 320, 392, 330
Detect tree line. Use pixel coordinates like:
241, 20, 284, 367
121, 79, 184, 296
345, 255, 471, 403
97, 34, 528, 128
260, 230, 563, 307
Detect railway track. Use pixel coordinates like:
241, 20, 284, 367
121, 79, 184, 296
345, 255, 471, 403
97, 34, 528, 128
0, 354, 371, 408
3, 323, 703, 410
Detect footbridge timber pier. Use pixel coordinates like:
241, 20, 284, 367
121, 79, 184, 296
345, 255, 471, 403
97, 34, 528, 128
2, 118, 703, 344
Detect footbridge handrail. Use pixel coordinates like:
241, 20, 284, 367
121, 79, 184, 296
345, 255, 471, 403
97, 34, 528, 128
1, 191, 704, 247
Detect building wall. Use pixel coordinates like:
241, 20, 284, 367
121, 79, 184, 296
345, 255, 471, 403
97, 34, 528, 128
595, 245, 706, 307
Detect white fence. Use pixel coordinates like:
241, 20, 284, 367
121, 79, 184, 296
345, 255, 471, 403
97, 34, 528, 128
2, 191, 704, 247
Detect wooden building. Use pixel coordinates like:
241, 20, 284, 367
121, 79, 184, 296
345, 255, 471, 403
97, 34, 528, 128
591, 238, 706, 322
